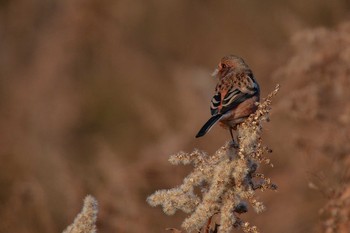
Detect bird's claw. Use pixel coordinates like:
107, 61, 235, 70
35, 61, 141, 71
230, 140, 239, 149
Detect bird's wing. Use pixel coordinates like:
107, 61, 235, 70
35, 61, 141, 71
211, 72, 259, 115
210, 92, 221, 115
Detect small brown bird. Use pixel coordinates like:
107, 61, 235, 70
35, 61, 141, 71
196, 55, 260, 141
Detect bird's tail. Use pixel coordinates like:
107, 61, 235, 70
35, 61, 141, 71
195, 114, 223, 138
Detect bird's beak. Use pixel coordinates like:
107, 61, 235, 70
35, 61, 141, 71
211, 63, 221, 77
211, 68, 219, 77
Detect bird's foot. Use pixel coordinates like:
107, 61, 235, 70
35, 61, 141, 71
229, 140, 239, 149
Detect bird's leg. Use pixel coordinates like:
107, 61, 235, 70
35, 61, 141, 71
229, 128, 239, 149
229, 128, 234, 141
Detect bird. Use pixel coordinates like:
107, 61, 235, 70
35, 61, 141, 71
195, 55, 260, 142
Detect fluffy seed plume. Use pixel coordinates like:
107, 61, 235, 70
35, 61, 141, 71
147, 85, 280, 233
62, 195, 98, 233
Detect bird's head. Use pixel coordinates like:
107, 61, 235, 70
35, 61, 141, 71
212, 55, 248, 77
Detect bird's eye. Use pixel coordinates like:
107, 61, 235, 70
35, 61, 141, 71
221, 63, 226, 68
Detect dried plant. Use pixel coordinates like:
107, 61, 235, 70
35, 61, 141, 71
318, 186, 350, 233
147, 85, 279, 233
62, 195, 98, 233
273, 21, 350, 233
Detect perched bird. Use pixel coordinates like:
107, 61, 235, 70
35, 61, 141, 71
195, 55, 260, 141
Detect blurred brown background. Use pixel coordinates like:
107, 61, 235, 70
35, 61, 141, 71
1, 0, 350, 233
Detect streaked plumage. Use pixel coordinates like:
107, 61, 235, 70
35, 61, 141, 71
196, 55, 260, 139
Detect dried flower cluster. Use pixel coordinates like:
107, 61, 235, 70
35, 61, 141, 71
147, 85, 279, 233
318, 186, 350, 233
273, 21, 350, 233
62, 195, 98, 233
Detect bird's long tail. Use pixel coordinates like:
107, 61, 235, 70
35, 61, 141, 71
195, 114, 223, 138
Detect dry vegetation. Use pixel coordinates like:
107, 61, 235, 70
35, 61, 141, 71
63, 195, 98, 233
147, 86, 279, 233
274, 21, 350, 233
0, 1, 350, 233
